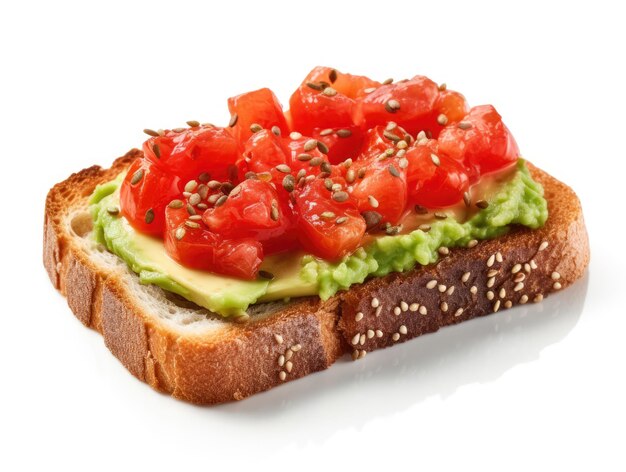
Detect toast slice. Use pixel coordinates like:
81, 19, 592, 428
43, 149, 589, 404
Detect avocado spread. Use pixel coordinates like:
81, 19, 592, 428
90, 159, 547, 317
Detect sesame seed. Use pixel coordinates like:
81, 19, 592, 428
285, 349, 293, 361
514, 282, 524, 292
303, 139, 317, 151
468, 239, 479, 248
551, 271, 561, 280
438, 247, 450, 256
271, 126, 281, 136
215, 195, 228, 207
188, 215, 202, 221
437, 114, 448, 126
228, 113, 238, 127
426, 280, 437, 289
278, 355, 285, 367
470, 286, 478, 294
291, 344, 302, 352
385, 99, 401, 113
496, 252, 503, 263
184, 180, 198, 193
355, 312, 364, 322
359, 350, 367, 359
364, 87, 377, 94
250, 123, 263, 133
319, 128, 333, 136
282, 174, 295, 193
352, 350, 359, 361
143, 128, 160, 137
107, 207, 120, 215
392, 333, 400, 341
399, 325, 408, 335
290, 132, 302, 140
534, 294, 544, 303
375, 306, 382, 317
525, 263, 532, 272
476, 200, 489, 209
371, 297, 380, 308
351, 333, 360, 345
458, 121, 473, 130
376, 330, 383, 338
419, 224, 431, 232
359, 334, 366, 345
409, 303, 419, 312
189, 193, 201, 205
462, 271, 471, 283
400, 301, 408, 311
514, 273, 526, 282
463, 192, 471, 207
332, 191, 349, 202
454, 308, 464, 317
438, 83, 447, 91
499, 288, 506, 298
382, 78, 394, 85
446, 286, 455, 295
279, 371, 287, 381
388, 164, 401, 177
434, 212, 447, 220
553, 282, 562, 290
366, 329, 375, 339
336, 216, 348, 225
539, 241, 549, 251
487, 291, 495, 300
504, 300, 513, 308
441, 301, 448, 312
322, 86, 337, 97
131, 169, 144, 185
520, 294, 529, 304
487, 277, 495, 288
152, 143, 161, 158
530, 259, 538, 269
419, 306, 427, 315
430, 153, 440, 166
285, 361, 293, 373
185, 221, 200, 229
487, 269, 499, 278
175, 227, 186, 240
368, 195, 379, 208
393, 306, 401, 316
144, 209, 155, 224
398, 157, 409, 169
275, 164, 291, 173
493, 300, 501, 313
487, 254, 496, 267
274, 334, 283, 344
438, 284, 447, 293
512, 264, 522, 274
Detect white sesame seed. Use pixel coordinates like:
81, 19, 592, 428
375, 306, 382, 317
514, 272, 526, 282
274, 334, 284, 344
539, 241, 549, 251
468, 239, 478, 248
367, 329, 375, 339
511, 264, 522, 274
279, 371, 287, 381
359, 334, 366, 345
285, 349, 293, 360
551, 271, 561, 280
487, 291, 494, 300
487, 254, 496, 267
355, 312, 364, 322
441, 301, 449, 312
454, 308, 464, 317
493, 300, 501, 313
392, 333, 400, 341
487, 277, 495, 288
371, 297, 380, 308
534, 294, 544, 303
289, 131, 302, 140
514, 282, 524, 292
553, 282, 562, 290
487, 269, 499, 278
496, 252, 503, 263
358, 350, 367, 359
351, 333, 360, 345
530, 259, 538, 269
470, 286, 478, 294
368, 195, 379, 208
499, 288, 506, 299
285, 361, 293, 373
426, 280, 438, 289
520, 294, 529, 304
375, 330, 384, 338
446, 286, 455, 295
461, 271, 471, 283
438, 284, 447, 293
352, 350, 359, 361
438, 247, 450, 256
504, 301, 512, 308
394, 306, 401, 316
291, 343, 302, 352
400, 301, 409, 312
409, 303, 419, 312
419, 305, 428, 315
524, 263, 531, 272
278, 355, 285, 367
399, 325, 408, 335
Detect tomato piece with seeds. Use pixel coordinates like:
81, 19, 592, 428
405, 139, 470, 208
354, 76, 440, 136
164, 205, 263, 280
294, 179, 365, 260
438, 105, 519, 177
120, 159, 181, 236
227, 88, 289, 149
311, 126, 364, 164
357, 125, 411, 162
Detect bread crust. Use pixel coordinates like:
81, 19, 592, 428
43, 151, 589, 404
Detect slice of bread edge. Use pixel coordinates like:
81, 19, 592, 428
43, 149, 590, 404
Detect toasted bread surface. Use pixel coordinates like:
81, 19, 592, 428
43, 150, 589, 404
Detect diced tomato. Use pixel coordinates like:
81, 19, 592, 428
283, 134, 333, 177
227, 88, 289, 149
202, 179, 295, 254
240, 129, 289, 178
164, 205, 263, 280
119, 159, 181, 236
311, 126, 364, 164
289, 67, 379, 135
143, 125, 238, 183
357, 124, 411, 162
405, 139, 470, 208
294, 179, 365, 260
349, 158, 407, 225
354, 76, 439, 136
438, 105, 519, 177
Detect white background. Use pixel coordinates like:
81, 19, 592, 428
1, 1, 624, 470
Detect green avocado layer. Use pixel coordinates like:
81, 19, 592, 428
90, 159, 547, 317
